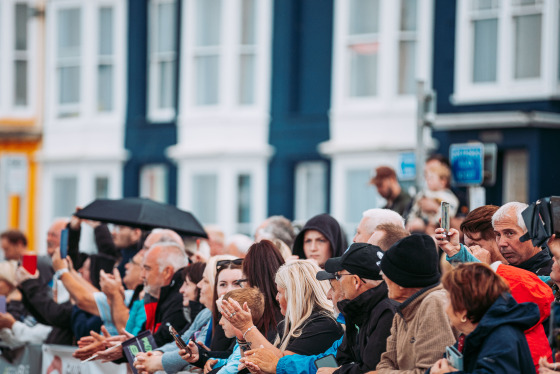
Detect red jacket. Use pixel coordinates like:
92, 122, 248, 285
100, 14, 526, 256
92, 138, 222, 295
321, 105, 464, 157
495, 263, 553, 368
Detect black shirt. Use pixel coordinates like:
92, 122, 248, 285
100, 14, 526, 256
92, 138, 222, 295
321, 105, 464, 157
279, 310, 344, 355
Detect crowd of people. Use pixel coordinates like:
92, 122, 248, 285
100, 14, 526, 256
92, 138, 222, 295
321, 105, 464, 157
1, 158, 559, 374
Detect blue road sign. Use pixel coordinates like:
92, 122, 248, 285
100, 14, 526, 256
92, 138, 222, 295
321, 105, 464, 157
398, 152, 416, 180
450, 143, 484, 185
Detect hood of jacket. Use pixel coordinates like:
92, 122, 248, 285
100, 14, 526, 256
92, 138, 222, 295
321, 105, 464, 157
292, 213, 348, 259
465, 292, 540, 348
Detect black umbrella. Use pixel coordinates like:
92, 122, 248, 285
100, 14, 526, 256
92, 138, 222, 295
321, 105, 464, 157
75, 197, 208, 238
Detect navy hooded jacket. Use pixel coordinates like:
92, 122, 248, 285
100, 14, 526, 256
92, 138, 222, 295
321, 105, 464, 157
444, 292, 538, 374
292, 214, 348, 260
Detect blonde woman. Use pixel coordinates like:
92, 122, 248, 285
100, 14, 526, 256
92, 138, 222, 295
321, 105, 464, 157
221, 260, 343, 357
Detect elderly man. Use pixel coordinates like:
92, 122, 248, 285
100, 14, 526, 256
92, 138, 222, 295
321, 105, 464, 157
370, 166, 411, 216
493, 202, 553, 276
353, 209, 405, 243
367, 224, 409, 251
320, 243, 396, 374
254, 215, 296, 248
142, 242, 189, 346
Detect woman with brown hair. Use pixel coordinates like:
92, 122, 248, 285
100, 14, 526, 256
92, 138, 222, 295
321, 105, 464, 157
430, 263, 538, 374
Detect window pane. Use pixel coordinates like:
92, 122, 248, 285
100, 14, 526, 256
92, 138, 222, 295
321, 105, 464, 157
514, 14, 541, 79
99, 7, 114, 56
98, 64, 114, 112
398, 41, 416, 94
472, 19, 497, 83
59, 66, 80, 104
157, 2, 176, 53
237, 174, 252, 224
95, 177, 109, 199
349, 0, 379, 35
53, 177, 77, 218
400, 0, 417, 31
240, 0, 256, 45
195, 0, 221, 46
58, 8, 81, 59
294, 162, 327, 222
158, 60, 175, 109
14, 60, 28, 106
140, 164, 168, 203
349, 44, 378, 96
192, 174, 217, 224
345, 169, 379, 228
239, 53, 255, 105
473, 0, 497, 10
502, 150, 528, 204
15, 3, 28, 51
195, 55, 219, 105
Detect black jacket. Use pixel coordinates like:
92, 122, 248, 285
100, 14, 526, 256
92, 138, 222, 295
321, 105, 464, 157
292, 214, 348, 260
18, 277, 74, 345
150, 268, 189, 347
518, 250, 553, 276
335, 282, 397, 374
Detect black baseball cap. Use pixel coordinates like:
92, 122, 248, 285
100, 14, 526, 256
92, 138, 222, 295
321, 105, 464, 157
325, 243, 384, 280
316, 270, 336, 281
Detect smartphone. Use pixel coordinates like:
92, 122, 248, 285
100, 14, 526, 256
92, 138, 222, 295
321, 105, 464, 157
314, 354, 338, 369
60, 228, 69, 258
441, 201, 450, 236
22, 252, 37, 275
0, 295, 6, 314
445, 345, 464, 370
168, 323, 189, 351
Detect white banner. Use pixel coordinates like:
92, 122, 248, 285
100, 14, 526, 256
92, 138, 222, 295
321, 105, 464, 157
42, 344, 128, 374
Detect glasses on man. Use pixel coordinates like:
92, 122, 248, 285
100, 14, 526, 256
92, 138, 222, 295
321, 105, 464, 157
334, 272, 353, 281
216, 258, 243, 271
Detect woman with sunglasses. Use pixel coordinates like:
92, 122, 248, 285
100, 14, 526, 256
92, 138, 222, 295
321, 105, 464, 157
221, 260, 343, 358
134, 255, 243, 374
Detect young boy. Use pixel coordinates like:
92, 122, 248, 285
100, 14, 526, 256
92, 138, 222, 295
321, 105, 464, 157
179, 287, 264, 374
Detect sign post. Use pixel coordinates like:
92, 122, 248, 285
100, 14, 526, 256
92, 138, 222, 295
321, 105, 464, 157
450, 142, 485, 210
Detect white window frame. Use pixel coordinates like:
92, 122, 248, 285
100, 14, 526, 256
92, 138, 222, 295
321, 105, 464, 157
331, 0, 433, 114
180, 0, 272, 116
147, 0, 177, 122
0, 0, 37, 118
46, 0, 126, 124
453, 0, 560, 104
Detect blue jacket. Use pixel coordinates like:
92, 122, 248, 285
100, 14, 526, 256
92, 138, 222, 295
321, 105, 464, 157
276, 314, 345, 374
444, 293, 538, 374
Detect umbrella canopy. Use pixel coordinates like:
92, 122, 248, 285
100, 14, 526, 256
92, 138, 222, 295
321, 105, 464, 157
75, 197, 208, 238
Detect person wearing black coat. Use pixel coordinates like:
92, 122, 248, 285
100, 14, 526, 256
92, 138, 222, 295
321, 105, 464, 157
292, 214, 348, 268
324, 243, 396, 374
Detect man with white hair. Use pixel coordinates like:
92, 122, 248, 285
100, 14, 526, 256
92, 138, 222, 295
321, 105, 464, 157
353, 209, 405, 243
492, 202, 553, 276
142, 242, 189, 346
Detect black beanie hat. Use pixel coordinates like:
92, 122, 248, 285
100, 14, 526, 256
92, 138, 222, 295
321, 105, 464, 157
380, 233, 440, 288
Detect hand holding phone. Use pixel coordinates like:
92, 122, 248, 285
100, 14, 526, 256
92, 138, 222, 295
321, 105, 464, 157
168, 323, 188, 351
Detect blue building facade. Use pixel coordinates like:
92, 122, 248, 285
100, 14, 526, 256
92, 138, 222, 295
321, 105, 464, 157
432, 0, 560, 204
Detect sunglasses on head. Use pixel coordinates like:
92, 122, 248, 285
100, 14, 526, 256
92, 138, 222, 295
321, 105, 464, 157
216, 258, 243, 270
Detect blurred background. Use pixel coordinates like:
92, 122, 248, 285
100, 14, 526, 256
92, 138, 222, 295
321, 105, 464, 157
1, 0, 559, 253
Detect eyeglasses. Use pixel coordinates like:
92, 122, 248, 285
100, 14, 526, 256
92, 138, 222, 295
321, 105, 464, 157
334, 272, 353, 281
216, 258, 243, 270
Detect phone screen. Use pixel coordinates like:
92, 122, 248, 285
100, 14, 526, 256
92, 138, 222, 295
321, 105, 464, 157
60, 228, 69, 258
315, 354, 338, 369
0, 295, 6, 314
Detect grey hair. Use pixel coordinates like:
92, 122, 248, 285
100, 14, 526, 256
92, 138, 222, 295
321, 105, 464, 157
226, 234, 254, 255
149, 242, 189, 272
150, 228, 185, 251
362, 209, 405, 230
258, 216, 296, 248
492, 202, 528, 232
